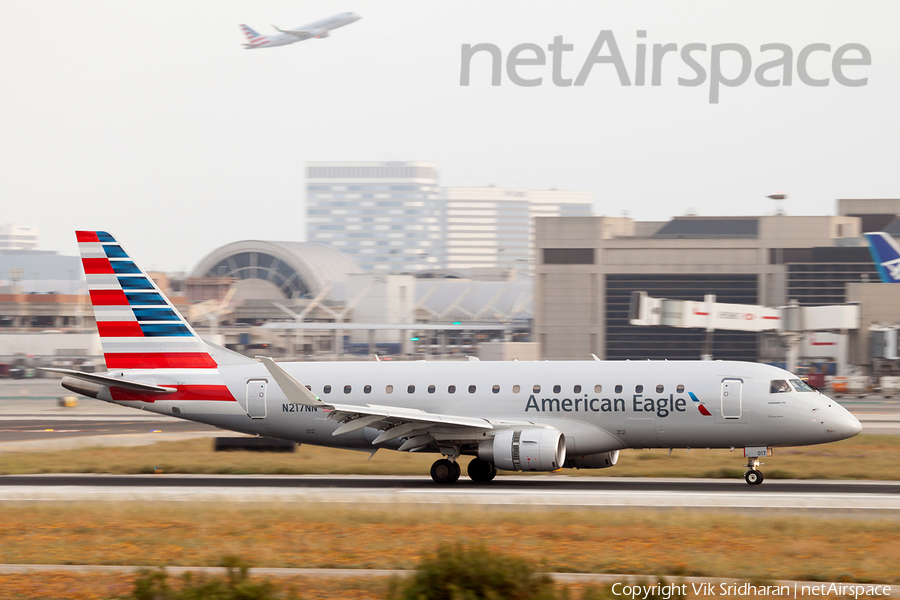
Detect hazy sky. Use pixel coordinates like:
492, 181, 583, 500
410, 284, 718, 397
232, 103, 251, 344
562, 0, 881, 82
2, 1, 898, 271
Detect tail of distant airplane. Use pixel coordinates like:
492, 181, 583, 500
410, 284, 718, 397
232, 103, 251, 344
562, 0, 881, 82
240, 24, 271, 49
75, 230, 220, 370
864, 232, 900, 283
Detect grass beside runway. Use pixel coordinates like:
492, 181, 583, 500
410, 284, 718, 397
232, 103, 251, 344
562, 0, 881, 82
0, 434, 897, 479
0, 572, 391, 600
0, 504, 897, 586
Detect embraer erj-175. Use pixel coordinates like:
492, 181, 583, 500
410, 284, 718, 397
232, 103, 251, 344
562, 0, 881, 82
864, 231, 900, 283
46, 232, 862, 485
240, 12, 361, 50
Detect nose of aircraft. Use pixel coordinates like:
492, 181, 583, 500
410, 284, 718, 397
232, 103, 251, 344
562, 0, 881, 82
844, 412, 863, 437
829, 401, 862, 439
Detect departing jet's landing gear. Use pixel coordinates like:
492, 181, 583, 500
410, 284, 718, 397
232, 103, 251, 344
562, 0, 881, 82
431, 458, 461, 484
743, 457, 765, 486
467, 457, 497, 483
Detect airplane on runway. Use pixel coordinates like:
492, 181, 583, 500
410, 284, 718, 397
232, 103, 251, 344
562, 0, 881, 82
45, 231, 862, 485
864, 231, 900, 283
240, 12, 361, 50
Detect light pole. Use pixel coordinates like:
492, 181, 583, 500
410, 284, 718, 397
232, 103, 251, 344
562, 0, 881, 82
767, 194, 787, 301
768, 193, 790, 369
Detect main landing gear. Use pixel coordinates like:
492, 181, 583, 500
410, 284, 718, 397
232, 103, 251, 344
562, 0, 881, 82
467, 457, 497, 483
743, 457, 765, 486
430, 458, 460, 484
430, 457, 498, 484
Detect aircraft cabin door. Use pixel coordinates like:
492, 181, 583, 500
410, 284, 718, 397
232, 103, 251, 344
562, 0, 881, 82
246, 380, 267, 419
721, 379, 742, 419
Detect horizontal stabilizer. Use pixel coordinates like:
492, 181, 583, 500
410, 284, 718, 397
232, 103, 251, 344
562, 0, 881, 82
38, 368, 177, 394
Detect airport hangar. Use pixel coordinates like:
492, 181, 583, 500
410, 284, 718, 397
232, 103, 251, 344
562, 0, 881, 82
534, 198, 900, 375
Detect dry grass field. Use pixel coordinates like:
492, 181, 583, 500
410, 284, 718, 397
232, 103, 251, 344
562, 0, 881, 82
0, 572, 390, 600
0, 433, 897, 480
0, 504, 897, 585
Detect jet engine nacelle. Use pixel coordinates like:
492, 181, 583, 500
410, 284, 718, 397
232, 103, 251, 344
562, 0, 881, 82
478, 428, 566, 472
565, 450, 619, 469
312, 29, 330, 38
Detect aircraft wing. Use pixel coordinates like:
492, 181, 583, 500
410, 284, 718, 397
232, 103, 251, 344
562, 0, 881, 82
273, 27, 313, 40
258, 357, 544, 451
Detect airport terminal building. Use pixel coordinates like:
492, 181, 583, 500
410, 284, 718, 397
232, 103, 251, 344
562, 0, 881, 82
5, 199, 900, 375
535, 201, 900, 372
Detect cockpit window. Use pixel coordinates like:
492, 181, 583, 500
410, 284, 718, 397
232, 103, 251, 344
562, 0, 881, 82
770, 379, 791, 394
790, 379, 816, 393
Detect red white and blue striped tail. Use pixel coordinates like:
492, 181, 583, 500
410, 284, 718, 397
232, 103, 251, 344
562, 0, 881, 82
240, 24, 270, 47
76, 230, 218, 371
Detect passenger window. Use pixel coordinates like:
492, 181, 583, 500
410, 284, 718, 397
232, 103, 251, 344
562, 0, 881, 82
790, 379, 816, 393
343, 385, 351, 394
676, 384, 684, 393
635, 385, 643, 393
533, 385, 541, 393
594, 385, 602, 393
304, 385, 312, 391
364, 385, 371, 394
513, 385, 521, 393
428, 385, 435, 393
323, 385, 332, 394
615, 385, 623, 393
492, 385, 500, 394
656, 385, 664, 393
468, 385, 476, 393
553, 385, 561, 393
408, 385, 415, 394
770, 380, 791, 394
574, 385, 582, 394
448, 385, 456, 394
385, 385, 393, 394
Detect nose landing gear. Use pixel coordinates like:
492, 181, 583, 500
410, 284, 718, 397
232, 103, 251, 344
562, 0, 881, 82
743, 457, 764, 485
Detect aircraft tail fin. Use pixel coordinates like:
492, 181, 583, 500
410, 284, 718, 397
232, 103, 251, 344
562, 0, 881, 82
240, 24, 271, 48
864, 232, 900, 283
76, 230, 219, 371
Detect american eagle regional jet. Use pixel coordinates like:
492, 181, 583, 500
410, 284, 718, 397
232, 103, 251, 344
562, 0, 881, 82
240, 12, 361, 49
46, 232, 862, 485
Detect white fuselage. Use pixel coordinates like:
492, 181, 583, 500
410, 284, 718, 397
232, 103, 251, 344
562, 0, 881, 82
101, 359, 861, 457
246, 12, 361, 49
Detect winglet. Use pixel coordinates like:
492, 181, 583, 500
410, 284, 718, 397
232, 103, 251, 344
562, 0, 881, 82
591, 354, 601, 362
257, 356, 325, 406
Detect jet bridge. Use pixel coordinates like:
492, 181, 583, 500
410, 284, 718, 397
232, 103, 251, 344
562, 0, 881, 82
628, 292, 860, 373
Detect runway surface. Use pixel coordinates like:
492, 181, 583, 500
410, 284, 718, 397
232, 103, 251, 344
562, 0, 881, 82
0, 475, 898, 510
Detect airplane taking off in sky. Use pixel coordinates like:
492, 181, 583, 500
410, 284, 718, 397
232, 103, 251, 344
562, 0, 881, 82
240, 12, 361, 49
864, 231, 900, 283
46, 231, 862, 485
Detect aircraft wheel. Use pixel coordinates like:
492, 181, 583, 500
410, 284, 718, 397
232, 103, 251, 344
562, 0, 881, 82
744, 469, 764, 485
467, 458, 497, 483
431, 459, 460, 484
